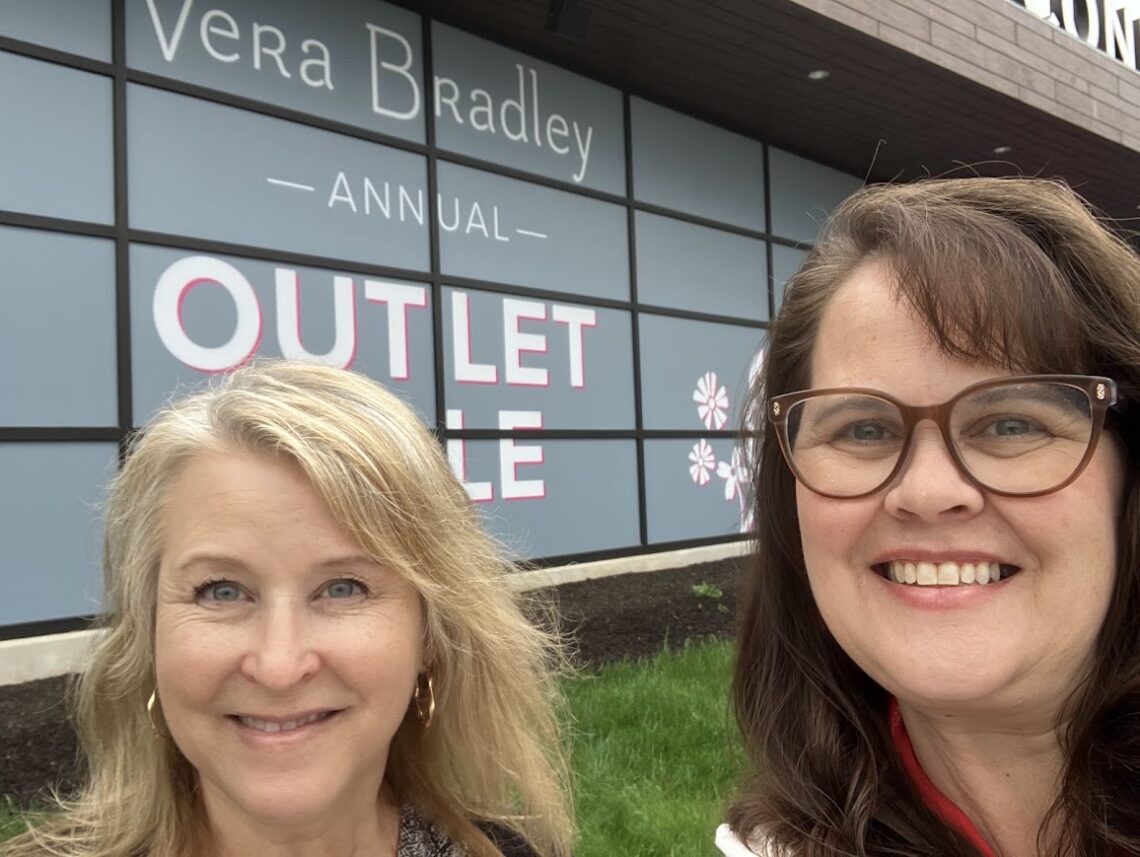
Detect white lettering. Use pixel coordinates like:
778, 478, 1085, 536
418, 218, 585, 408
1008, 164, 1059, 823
469, 88, 495, 131
500, 64, 528, 142
299, 39, 334, 89
144, 0, 195, 62
503, 299, 549, 387
1105, 0, 1139, 67
252, 22, 290, 76
364, 177, 390, 217
552, 304, 597, 388
529, 67, 542, 147
367, 23, 421, 121
364, 280, 427, 380
492, 206, 510, 242
438, 194, 460, 232
1060, 0, 1100, 46
498, 411, 545, 500
328, 171, 357, 211
153, 256, 261, 373
451, 291, 497, 383
434, 76, 462, 123
572, 123, 593, 183
546, 114, 570, 154
200, 9, 240, 63
445, 409, 494, 502
399, 186, 424, 225
274, 269, 355, 368
466, 201, 489, 237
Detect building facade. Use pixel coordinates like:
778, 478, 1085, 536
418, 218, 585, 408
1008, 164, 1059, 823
1, 0, 1137, 639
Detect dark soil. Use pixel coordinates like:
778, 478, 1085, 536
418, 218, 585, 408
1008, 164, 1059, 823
0, 557, 743, 809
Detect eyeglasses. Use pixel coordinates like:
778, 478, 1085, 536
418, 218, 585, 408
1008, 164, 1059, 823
768, 375, 1117, 499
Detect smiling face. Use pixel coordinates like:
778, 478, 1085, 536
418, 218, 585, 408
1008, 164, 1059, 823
797, 259, 1124, 720
154, 450, 424, 834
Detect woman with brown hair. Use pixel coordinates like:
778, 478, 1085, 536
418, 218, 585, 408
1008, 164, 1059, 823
2, 360, 572, 857
718, 178, 1140, 856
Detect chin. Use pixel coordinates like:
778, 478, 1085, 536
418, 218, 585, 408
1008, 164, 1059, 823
211, 772, 355, 829
869, 660, 1021, 713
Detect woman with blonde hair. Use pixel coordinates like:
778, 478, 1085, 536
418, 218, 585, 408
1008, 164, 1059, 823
720, 177, 1140, 855
3, 360, 572, 857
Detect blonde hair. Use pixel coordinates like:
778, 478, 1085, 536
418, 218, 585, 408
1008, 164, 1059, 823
3, 360, 573, 857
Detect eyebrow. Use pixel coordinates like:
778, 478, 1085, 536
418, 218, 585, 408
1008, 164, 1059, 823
173, 553, 380, 576
802, 396, 898, 425
964, 383, 1088, 412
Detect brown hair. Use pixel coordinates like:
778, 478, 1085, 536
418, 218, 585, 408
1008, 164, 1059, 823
729, 178, 1140, 855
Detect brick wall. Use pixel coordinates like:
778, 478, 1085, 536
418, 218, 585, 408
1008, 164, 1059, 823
788, 0, 1140, 151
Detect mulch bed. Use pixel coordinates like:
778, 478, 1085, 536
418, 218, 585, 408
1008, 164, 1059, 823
0, 557, 743, 809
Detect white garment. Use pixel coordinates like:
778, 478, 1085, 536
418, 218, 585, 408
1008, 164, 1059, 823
714, 824, 775, 856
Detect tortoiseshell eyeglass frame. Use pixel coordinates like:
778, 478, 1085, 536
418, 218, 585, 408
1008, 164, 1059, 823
767, 374, 1118, 500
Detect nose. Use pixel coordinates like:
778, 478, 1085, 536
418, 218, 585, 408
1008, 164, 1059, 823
882, 421, 985, 521
239, 601, 321, 690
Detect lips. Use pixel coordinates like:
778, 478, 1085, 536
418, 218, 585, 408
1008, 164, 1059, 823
874, 560, 1021, 586
233, 710, 339, 734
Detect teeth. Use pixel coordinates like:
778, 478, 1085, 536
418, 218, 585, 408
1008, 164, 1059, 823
239, 711, 330, 734
887, 560, 1011, 586
936, 562, 958, 585
916, 562, 937, 586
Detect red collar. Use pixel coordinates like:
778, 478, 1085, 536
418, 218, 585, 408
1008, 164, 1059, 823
889, 699, 998, 857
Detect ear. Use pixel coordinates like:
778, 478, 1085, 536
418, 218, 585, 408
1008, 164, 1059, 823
418, 625, 434, 674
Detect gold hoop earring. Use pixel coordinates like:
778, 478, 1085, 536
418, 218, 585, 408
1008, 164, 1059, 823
413, 674, 435, 729
146, 689, 162, 736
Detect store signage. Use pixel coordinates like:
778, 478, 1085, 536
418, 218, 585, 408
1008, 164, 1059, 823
128, 85, 430, 268
458, 439, 640, 557
431, 23, 624, 192
442, 287, 635, 431
438, 163, 629, 300
129, 246, 437, 423
0, 51, 114, 224
1014, 0, 1140, 72
638, 314, 765, 431
0, 0, 111, 61
131, 250, 634, 507
128, 1, 620, 186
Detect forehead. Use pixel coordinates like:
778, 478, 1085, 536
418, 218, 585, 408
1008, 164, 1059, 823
809, 259, 1002, 396
160, 450, 364, 562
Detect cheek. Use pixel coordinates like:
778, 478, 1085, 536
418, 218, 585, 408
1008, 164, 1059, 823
795, 485, 876, 581
154, 612, 236, 708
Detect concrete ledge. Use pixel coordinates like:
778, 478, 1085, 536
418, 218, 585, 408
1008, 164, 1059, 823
0, 628, 102, 687
508, 540, 753, 590
0, 542, 753, 687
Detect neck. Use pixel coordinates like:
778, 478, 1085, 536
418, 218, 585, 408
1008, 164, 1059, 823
899, 701, 1065, 857
204, 787, 400, 857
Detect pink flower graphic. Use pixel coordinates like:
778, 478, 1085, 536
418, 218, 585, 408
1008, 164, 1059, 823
688, 439, 715, 486
693, 372, 730, 430
716, 447, 747, 502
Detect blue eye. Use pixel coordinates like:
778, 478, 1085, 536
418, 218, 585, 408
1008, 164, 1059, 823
325, 579, 365, 599
849, 422, 889, 441
196, 580, 243, 602
990, 418, 1033, 436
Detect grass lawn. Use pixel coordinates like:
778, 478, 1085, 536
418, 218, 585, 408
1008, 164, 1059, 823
0, 797, 27, 842
1, 638, 743, 855
565, 638, 744, 857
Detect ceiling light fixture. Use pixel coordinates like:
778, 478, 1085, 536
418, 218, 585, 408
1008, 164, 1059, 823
993, 145, 1012, 154
807, 69, 830, 80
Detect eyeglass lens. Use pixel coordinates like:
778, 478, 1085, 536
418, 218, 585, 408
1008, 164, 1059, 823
783, 380, 1095, 497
